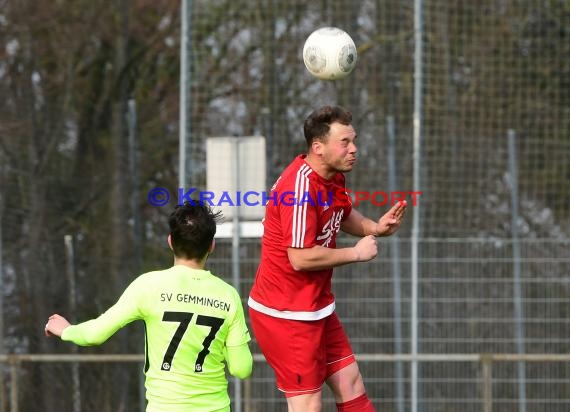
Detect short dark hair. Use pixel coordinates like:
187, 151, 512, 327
168, 201, 223, 260
303, 105, 353, 147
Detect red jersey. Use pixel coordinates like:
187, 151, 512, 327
248, 155, 352, 320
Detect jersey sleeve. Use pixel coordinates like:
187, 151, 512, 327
279, 173, 319, 249
225, 343, 253, 379
223, 288, 252, 379
225, 288, 251, 348
61, 277, 143, 346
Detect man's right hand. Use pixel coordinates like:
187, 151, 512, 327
353, 235, 378, 262
45, 314, 71, 337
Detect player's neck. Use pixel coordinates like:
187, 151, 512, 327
305, 153, 335, 180
173, 256, 206, 270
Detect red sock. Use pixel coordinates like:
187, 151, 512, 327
336, 393, 376, 412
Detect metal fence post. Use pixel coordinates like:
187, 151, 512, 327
482, 355, 493, 412
231, 138, 242, 412
411, 0, 425, 410
9, 360, 17, 412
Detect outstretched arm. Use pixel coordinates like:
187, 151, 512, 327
44, 281, 141, 346
341, 201, 407, 237
45, 308, 135, 346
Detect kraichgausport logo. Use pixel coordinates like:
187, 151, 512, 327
147, 188, 421, 207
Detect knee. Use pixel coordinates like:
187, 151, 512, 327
328, 364, 367, 401
341, 370, 366, 395
287, 393, 322, 412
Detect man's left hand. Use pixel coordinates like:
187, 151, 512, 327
375, 201, 407, 236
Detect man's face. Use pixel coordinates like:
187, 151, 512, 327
317, 122, 358, 173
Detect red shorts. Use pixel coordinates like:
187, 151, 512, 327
249, 308, 355, 397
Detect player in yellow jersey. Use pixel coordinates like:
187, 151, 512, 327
45, 201, 253, 412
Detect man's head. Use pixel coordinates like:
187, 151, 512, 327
303, 105, 357, 177
303, 105, 353, 146
168, 201, 223, 261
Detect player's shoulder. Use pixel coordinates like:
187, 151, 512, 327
130, 267, 177, 288
137, 267, 172, 279
278, 155, 318, 186
283, 155, 309, 174
207, 273, 241, 296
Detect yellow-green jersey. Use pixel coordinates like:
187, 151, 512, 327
61, 265, 252, 411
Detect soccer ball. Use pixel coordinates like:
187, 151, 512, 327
302, 27, 358, 80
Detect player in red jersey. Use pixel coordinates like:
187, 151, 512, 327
249, 105, 406, 412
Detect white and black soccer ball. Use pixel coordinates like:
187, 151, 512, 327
302, 27, 358, 80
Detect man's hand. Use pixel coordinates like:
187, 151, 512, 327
353, 235, 378, 262
375, 200, 407, 237
45, 314, 71, 337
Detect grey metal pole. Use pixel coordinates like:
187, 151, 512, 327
507, 129, 527, 412
411, 1, 424, 411
0, 191, 4, 412
9, 361, 16, 412
231, 138, 242, 412
128, 99, 141, 271
178, 0, 192, 190
64, 235, 81, 412
482, 357, 493, 412
386, 116, 405, 412
127, 99, 146, 412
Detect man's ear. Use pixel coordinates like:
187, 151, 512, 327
209, 238, 216, 254
311, 140, 323, 155
167, 234, 173, 251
